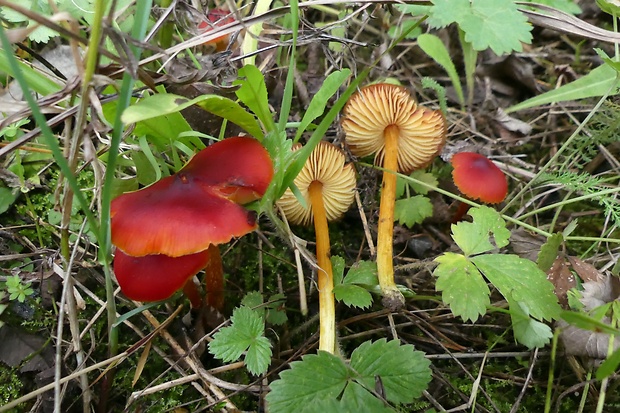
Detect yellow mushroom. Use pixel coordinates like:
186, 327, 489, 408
277, 141, 357, 353
342, 84, 446, 310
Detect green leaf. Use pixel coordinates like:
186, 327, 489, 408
122, 93, 263, 139
597, 0, 620, 15
331, 255, 346, 286
506, 64, 620, 113
596, 347, 620, 380
350, 339, 431, 404
537, 232, 564, 272
417, 33, 464, 106
266, 340, 430, 413
333, 284, 373, 309
294, 69, 351, 143
472, 254, 561, 321
343, 261, 378, 286
451, 206, 511, 256
429, 0, 532, 55
234, 65, 275, 133
208, 306, 272, 375
407, 170, 438, 195
394, 195, 433, 228
560, 310, 620, 335
266, 351, 351, 413
434, 252, 490, 322
0, 187, 19, 215
508, 296, 554, 348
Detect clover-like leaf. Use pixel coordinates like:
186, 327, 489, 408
394, 195, 433, 228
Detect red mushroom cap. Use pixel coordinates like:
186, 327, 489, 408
198, 8, 236, 51
451, 152, 508, 204
111, 137, 273, 257
114, 249, 210, 302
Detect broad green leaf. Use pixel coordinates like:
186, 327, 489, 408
234, 65, 275, 132
526, 0, 581, 15
0, 187, 19, 215
537, 232, 564, 272
429, 0, 532, 55
339, 381, 393, 413
331, 255, 346, 286
241, 291, 264, 309
122, 93, 263, 139
597, 0, 620, 15
472, 254, 561, 321
407, 170, 438, 195
343, 261, 378, 286
506, 64, 620, 113
333, 284, 373, 309
434, 252, 490, 322
350, 339, 431, 404
508, 296, 554, 348
451, 206, 511, 256
266, 351, 351, 413
394, 195, 433, 228
418, 33, 464, 105
208, 306, 272, 375
294, 69, 351, 143
131, 150, 159, 186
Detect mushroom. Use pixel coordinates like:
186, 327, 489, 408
276, 141, 357, 353
342, 83, 446, 310
198, 8, 237, 52
111, 137, 273, 306
450, 152, 508, 222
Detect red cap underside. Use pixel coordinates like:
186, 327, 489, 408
114, 249, 210, 302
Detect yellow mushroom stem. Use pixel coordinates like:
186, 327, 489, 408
308, 180, 336, 354
376, 124, 406, 310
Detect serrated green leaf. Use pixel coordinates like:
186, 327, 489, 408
429, 0, 532, 55
472, 254, 561, 321
408, 170, 439, 195
339, 381, 393, 413
537, 233, 564, 272
208, 306, 272, 375
242, 291, 264, 309
266, 352, 351, 413
234, 65, 275, 132
451, 206, 511, 256
331, 255, 346, 286
434, 252, 490, 322
350, 339, 431, 404
596, 347, 620, 380
343, 261, 378, 286
506, 64, 620, 113
333, 284, 373, 309
245, 336, 272, 375
394, 195, 433, 228
508, 297, 554, 348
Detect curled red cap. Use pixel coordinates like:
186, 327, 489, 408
451, 152, 508, 204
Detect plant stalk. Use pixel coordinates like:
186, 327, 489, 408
309, 181, 336, 354
376, 125, 405, 311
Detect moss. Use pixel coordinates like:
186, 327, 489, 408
0, 365, 25, 411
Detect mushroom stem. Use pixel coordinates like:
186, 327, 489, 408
377, 125, 405, 310
308, 180, 336, 354
204, 244, 225, 310
183, 279, 203, 309
452, 201, 472, 223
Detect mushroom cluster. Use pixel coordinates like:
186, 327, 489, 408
342, 83, 446, 310
277, 141, 357, 353
111, 137, 273, 307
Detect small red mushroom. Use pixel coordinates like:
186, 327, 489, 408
450, 152, 508, 222
197, 8, 237, 52
111, 137, 273, 306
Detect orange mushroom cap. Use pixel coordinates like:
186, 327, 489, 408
198, 8, 236, 51
451, 152, 508, 204
111, 137, 273, 257
114, 249, 210, 302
